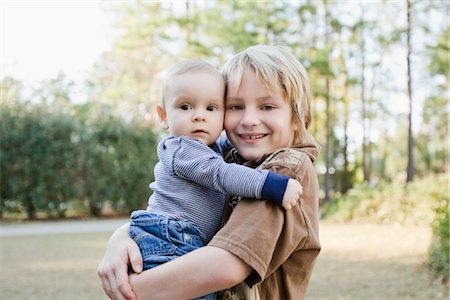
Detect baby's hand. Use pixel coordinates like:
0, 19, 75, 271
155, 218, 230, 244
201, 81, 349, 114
282, 179, 303, 209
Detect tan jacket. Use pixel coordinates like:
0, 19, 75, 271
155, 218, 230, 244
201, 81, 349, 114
210, 142, 321, 300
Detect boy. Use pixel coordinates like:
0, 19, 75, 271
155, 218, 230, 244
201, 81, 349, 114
129, 59, 303, 275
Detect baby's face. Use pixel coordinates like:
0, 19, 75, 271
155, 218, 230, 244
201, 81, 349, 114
161, 71, 225, 145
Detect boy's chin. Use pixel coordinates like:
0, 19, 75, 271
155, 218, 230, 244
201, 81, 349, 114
237, 149, 264, 162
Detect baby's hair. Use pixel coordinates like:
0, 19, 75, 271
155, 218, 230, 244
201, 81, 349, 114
221, 45, 312, 145
161, 59, 223, 106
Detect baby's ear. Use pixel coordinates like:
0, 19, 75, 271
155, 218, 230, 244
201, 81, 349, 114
160, 120, 169, 129
156, 104, 169, 129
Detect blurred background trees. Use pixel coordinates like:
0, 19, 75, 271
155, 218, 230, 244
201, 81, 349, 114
1, 0, 448, 218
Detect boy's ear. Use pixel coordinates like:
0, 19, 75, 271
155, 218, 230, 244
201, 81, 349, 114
156, 104, 169, 129
292, 118, 299, 132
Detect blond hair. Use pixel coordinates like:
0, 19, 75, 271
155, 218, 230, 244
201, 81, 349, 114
161, 59, 223, 106
221, 45, 312, 145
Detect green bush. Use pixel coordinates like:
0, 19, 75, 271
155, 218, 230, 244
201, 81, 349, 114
429, 194, 449, 282
0, 103, 78, 219
322, 174, 447, 225
1, 101, 158, 219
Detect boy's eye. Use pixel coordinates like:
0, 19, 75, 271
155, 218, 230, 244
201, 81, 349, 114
180, 104, 192, 110
261, 105, 275, 111
228, 104, 243, 111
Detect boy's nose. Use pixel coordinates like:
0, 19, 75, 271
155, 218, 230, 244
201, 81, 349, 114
240, 109, 259, 126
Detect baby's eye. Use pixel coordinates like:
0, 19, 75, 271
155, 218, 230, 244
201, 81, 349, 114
180, 104, 192, 110
261, 105, 275, 111
207, 105, 218, 112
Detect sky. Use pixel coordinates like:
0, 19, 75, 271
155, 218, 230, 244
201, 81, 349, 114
1, 1, 114, 86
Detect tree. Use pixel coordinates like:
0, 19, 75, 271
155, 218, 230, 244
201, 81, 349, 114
323, 0, 333, 202
0, 77, 24, 217
405, 0, 415, 183
419, 27, 449, 173
88, 0, 447, 201
31, 72, 74, 113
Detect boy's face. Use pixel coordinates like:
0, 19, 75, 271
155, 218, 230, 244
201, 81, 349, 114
224, 69, 296, 161
157, 72, 225, 145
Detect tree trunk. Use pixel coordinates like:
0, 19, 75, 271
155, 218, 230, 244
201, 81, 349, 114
324, 77, 332, 202
361, 26, 370, 183
342, 86, 352, 193
0, 197, 3, 219
25, 194, 35, 220
406, 0, 415, 183
341, 41, 352, 193
323, 0, 332, 203
380, 129, 388, 179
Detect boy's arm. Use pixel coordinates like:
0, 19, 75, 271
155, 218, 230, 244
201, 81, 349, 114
168, 136, 297, 207
130, 246, 252, 300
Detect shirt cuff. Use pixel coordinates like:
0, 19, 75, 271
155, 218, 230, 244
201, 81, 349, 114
261, 172, 289, 207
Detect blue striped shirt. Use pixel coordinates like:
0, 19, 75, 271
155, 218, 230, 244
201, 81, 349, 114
147, 135, 288, 242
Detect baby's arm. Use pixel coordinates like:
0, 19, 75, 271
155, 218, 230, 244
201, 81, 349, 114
168, 137, 302, 209
215, 131, 234, 152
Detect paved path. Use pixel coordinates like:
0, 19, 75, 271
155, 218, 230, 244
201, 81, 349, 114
0, 218, 129, 237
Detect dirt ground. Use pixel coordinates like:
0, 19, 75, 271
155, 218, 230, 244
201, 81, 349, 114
1, 220, 448, 299
306, 221, 449, 300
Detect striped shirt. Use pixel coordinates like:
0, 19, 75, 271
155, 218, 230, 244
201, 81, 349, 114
147, 135, 288, 242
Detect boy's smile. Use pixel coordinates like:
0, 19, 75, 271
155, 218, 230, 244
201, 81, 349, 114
237, 133, 270, 147
239, 133, 267, 140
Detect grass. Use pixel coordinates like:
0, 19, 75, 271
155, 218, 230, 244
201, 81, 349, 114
307, 221, 449, 300
0, 232, 111, 300
0, 222, 448, 300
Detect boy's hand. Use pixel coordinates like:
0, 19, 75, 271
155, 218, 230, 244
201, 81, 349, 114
282, 179, 303, 209
97, 223, 142, 300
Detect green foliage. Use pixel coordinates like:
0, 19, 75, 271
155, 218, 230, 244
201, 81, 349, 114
418, 27, 450, 174
0, 100, 158, 219
429, 191, 449, 282
322, 173, 448, 225
94, 1, 448, 193
84, 114, 158, 215
428, 26, 449, 76
1, 102, 77, 219
2, 1, 448, 221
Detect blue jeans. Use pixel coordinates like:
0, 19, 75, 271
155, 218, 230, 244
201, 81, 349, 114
129, 210, 216, 300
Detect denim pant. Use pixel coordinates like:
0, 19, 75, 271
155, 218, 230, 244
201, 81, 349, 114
129, 210, 216, 300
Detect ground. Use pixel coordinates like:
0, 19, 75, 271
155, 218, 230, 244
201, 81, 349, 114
0, 219, 448, 299
306, 221, 448, 299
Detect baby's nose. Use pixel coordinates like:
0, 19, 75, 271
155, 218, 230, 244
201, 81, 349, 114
193, 113, 206, 122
